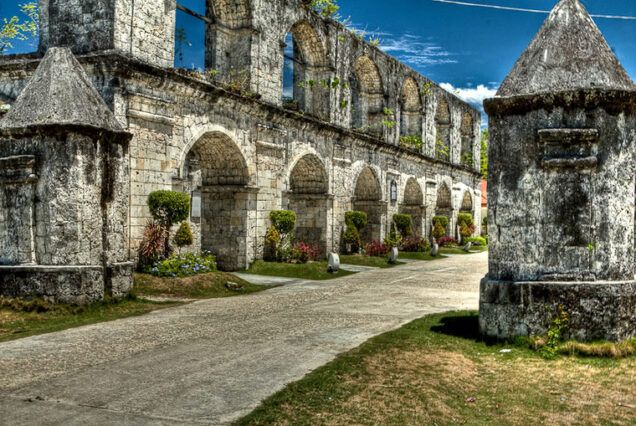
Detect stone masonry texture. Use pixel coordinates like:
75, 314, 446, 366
0, 0, 482, 301
480, 0, 636, 342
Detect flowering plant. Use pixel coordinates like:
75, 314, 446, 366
438, 236, 458, 247
151, 251, 217, 277
401, 235, 430, 252
364, 240, 390, 257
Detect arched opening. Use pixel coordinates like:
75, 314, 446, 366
282, 21, 330, 118
400, 78, 422, 144
285, 154, 330, 254
400, 178, 424, 235
435, 183, 452, 236
353, 167, 384, 242
461, 113, 474, 167
204, 0, 253, 81
351, 56, 385, 135
460, 191, 473, 215
435, 100, 451, 162
183, 131, 254, 271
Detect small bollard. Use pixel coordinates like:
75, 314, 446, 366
327, 253, 340, 273
430, 244, 439, 257
388, 247, 399, 264
462, 242, 473, 252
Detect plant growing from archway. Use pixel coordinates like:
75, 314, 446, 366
147, 190, 191, 257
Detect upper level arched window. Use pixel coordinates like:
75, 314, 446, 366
351, 56, 384, 135
400, 77, 423, 148
460, 113, 475, 168
435, 100, 451, 162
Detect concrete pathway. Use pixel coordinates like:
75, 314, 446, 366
0, 252, 487, 425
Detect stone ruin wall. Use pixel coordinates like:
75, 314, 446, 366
0, 0, 482, 271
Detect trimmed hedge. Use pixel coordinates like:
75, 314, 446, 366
457, 213, 474, 227
345, 211, 368, 230
270, 210, 296, 234
432, 215, 449, 229
148, 191, 190, 227
393, 214, 413, 237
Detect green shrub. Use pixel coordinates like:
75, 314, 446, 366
270, 210, 297, 234
432, 215, 449, 229
345, 211, 368, 230
466, 236, 487, 246
457, 213, 474, 227
343, 223, 361, 253
264, 225, 281, 261
174, 222, 194, 249
393, 214, 413, 237
432, 220, 446, 240
148, 191, 190, 227
482, 216, 487, 226
151, 252, 217, 278
147, 191, 190, 257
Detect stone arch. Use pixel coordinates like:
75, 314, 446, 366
460, 113, 474, 167
460, 190, 473, 214
285, 154, 330, 254
205, 0, 254, 82
282, 21, 330, 117
183, 130, 256, 271
400, 77, 422, 139
400, 177, 424, 235
350, 56, 385, 133
435, 182, 452, 217
353, 167, 384, 242
435, 99, 451, 162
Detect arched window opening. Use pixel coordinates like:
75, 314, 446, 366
281, 22, 330, 118
434, 183, 452, 237
183, 131, 253, 271
400, 178, 424, 235
435, 100, 451, 162
351, 56, 384, 135
461, 113, 474, 168
460, 191, 473, 214
174, 1, 206, 70
353, 167, 383, 242
400, 78, 423, 150
286, 155, 330, 254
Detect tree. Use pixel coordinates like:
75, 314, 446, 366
174, 222, 194, 252
147, 191, 191, 257
480, 129, 488, 180
0, 3, 39, 55
309, 0, 339, 18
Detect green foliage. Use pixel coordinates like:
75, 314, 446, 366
465, 236, 487, 247
481, 129, 488, 180
461, 153, 473, 167
392, 214, 413, 237
0, 2, 38, 55
539, 305, 569, 359
175, 27, 192, 62
147, 191, 190, 228
270, 210, 297, 234
264, 225, 281, 261
151, 252, 217, 278
345, 211, 368, 231
174, 222, 194, 248
309, 0, 339, 17
383, 232, 402, 249
435, 134, 450, 161
457, 213, 473, 227
343, 223, 361, 253
399, 136, 423, 151
432, 221, 446, 240
432, 215, 449, 229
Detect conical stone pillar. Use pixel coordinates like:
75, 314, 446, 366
480, 0, 636, 342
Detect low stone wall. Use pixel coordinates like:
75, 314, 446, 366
0, 265, 105, 304
479, 278, 636, 342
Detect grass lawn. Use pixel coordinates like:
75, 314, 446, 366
242, 260, 356, 280
339, 255, 403, 268
134, 271, 268, 298
237, 311, 636, 425
0, 297, 180, 343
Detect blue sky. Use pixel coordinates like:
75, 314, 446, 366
2, 0, 636, 124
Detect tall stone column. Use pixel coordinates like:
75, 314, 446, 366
480, 0, 636, 342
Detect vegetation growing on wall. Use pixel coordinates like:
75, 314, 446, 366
0, 2, 38, 54
481, 129, 488, 179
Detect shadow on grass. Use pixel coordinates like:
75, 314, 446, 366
430, 313, 480, 341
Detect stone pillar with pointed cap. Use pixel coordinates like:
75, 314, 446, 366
480, 0, 636, 342
0, 47, 133, 304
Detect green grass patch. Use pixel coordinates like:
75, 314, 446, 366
339, 255, 403, 268
0, 296, 180, 343
242, 260, 356, 280
237, 311, 636, 425
134, 272, 267, 298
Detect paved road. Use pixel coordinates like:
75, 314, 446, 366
0, 252, 487, 425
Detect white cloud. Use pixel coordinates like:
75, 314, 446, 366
439, 83, 499, 128
379, 34, 457, 67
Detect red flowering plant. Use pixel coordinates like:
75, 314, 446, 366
364, 240, 390, 257
401, 235, 430, 252
438, 236, 458, 247
293, 241, 322, 263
